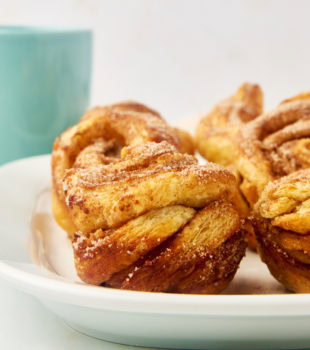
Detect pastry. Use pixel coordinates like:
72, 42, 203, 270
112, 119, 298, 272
196, 87, 310, 249
241, 92, 310, 292
237, 93, 310, 206
52, 101, 194, 235
254, 169, 310, 292
196, 82, 263, 167
51, 102, 246, 293
195, 83, 263, 248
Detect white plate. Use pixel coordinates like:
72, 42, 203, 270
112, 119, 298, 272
0, 155, 310, 350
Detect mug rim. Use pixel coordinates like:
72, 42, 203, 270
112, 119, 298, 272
0, 25, 92, 36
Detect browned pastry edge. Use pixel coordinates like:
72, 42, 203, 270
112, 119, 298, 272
72, 199, 245, 293
62, 141, 240, 234
102, 202, 245, 293
72, 205, 196, 284
51, 101, 194, 236
106, 231, 246, 294
51, 101, 246, 294
172, 231, 246, 294
196, 82, 263, 166
195, 83, 264, 250
237, 98, 310, 205
253, 216, 310, 292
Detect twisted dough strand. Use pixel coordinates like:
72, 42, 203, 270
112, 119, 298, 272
196, 82, 263, 166
52, 101, 194, 235
238, 97, 310, 205
195, 83, 263, 249
63, 141, 237, 233
253, 169, 310, 292
51, 101, 246, 293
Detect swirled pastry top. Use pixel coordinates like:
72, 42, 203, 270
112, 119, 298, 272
253, 168, 310, 292
255, 169, 310, 234
52, 101, 194, 201
196, 83, 263, 166
63, 141, 239, 233
237, 95, 310, 205
51, 101, 246, 293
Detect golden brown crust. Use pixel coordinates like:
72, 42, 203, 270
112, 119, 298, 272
250, 98, 310, 291
63, 141, 238, 233
52, 103, 178, 193
174, 128, 195, 155
73, 205, 196, 284
253, 216, 310, 293
195, 83, 263, 249
238, 97, 310, 206
51, 101, 193, 234
197, 85, 310, 207
196, 87, 310, 255
254, 169, 310, 292
51, 101, 246, 294
105, 201, 245, 293
255, 169, 310, 233
196, 82, 263, 166
66, 141, 245, 293
281, 92, 310, 104
174, 231, 246, 294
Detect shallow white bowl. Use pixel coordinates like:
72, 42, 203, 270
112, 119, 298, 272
0, 155, 310, 349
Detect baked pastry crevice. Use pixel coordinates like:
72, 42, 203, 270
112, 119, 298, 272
52, 101, 246, 293
254, 169, 310, 292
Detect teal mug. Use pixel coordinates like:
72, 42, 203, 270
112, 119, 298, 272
0, 26, 92, 165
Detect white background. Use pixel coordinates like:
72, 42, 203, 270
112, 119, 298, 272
2, 0, 310, 126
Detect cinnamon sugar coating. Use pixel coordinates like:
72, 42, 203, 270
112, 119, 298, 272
51, 101, 246, 294
239, 91, 310, 292
238, 97, 310, 206
196, 82, 263, 167
196, 83, 263, 249
254, 169, 310, 292
196, 86, 310, 255
105, 201, 245, 293
52, 101, 194, 234
63, 141, 238, 233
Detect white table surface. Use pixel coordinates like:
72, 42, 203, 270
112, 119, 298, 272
0, 280, 152, 349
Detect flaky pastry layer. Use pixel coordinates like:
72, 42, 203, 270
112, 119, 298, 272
51, 101, 246, 294
254, 169, 310, 292
73, 200, 245, 293
195, 83, 263, 249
